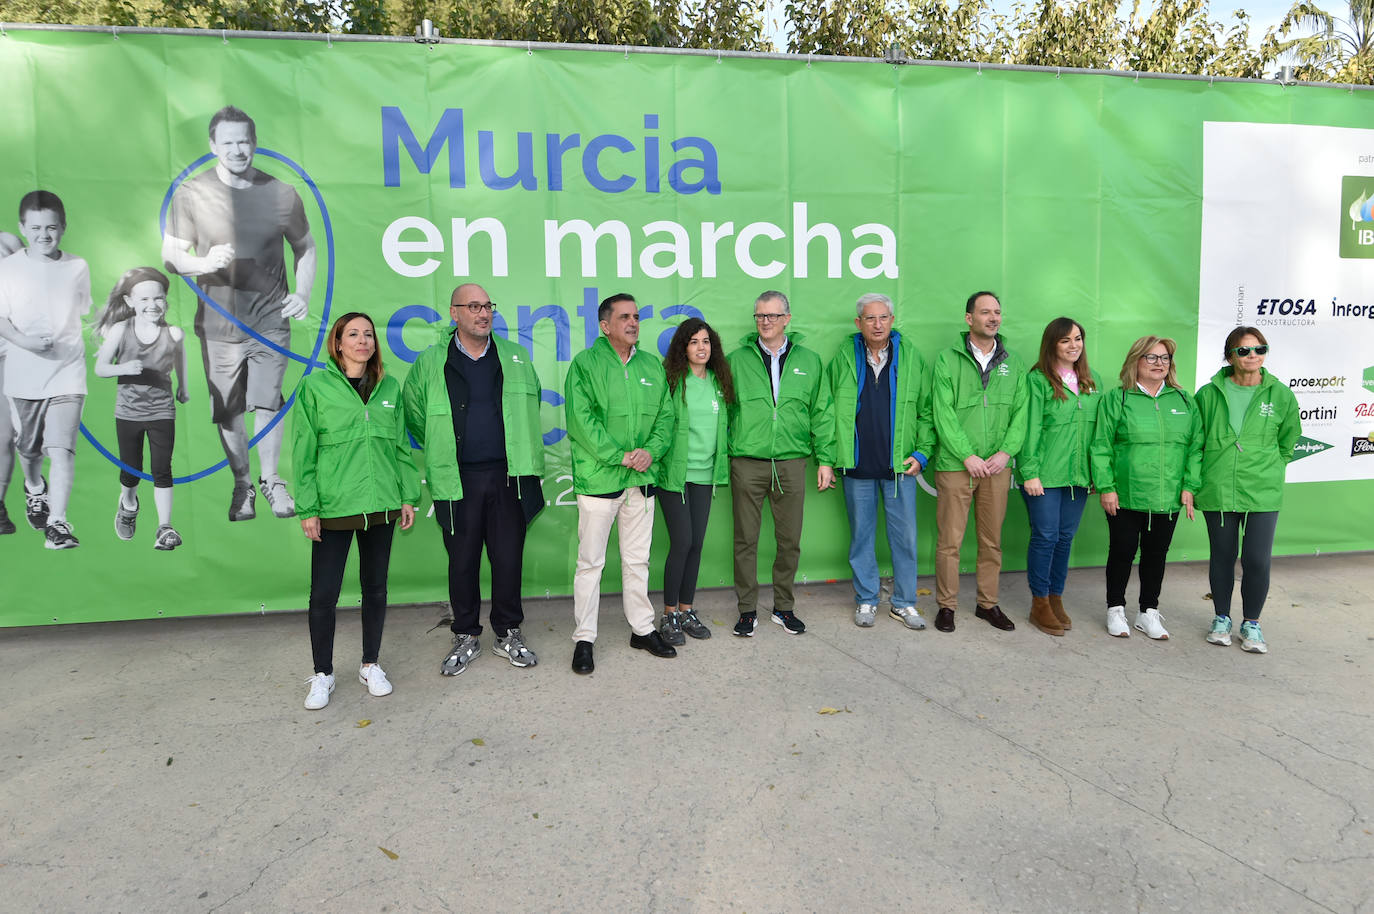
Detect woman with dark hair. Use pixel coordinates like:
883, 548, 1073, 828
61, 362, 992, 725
1089, 335, 1202, 641
1194, 327, 1300, 654
1017, 317, 1101, 635
656, 317, 735, 644
292, 312, 418, 710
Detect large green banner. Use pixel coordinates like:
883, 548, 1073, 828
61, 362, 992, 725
1, 27, 1370, 627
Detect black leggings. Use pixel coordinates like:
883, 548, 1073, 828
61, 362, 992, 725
1204, 511, 1278, 620
659, 483, 713, 606
308, 522, 396, 675
116, 417, 174, 488
1104, 509, 1179, 609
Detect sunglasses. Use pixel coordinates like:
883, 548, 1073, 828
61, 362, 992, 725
1230, 345, 1269, 357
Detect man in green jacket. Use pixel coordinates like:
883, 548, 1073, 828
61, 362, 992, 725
826, 293, 935, 631
930, 291, 1029, 633
402, 283, 546, 677
727, 290, 835, 637
564, 292, 678, 674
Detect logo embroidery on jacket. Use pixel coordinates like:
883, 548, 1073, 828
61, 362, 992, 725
1258, 402, 1275, 417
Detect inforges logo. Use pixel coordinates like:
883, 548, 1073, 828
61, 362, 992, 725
1341, 177, 1374, 258
1291, 436, 1333, 461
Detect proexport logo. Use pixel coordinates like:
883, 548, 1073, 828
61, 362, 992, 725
1290, 436, 1333, 461
1340, 176, 1374, 258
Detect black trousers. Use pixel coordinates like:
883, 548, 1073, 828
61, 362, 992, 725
308, 521, 396, 675
1104, 509, 1179, 609
434, 465, 525, 637
116, 417, 175, 488
659, 482, 714, 606
1204, 510, 1279, 620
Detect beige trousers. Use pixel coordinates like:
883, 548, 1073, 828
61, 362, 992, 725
572, 488, 657, 642
934, 468, 1011, 610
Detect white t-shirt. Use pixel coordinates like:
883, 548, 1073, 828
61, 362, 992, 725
0, 250, 91, 398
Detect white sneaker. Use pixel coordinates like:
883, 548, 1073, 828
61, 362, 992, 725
854, 603, 877, 627
1134, 607, 1170, 640
304, 672, 335, 710
1106, 605, 1130, 637
358, 664, 393, 696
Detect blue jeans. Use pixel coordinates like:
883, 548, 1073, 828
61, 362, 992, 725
1022, 486, 1089, 598
842, 474, 919, 607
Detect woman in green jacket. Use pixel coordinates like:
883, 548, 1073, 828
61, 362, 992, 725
656, 318, 734, 645
1195, 327, 1300, 654
1089, 336, 1201, 641
1018, 317, 1101, 636
292, 312, 419, 710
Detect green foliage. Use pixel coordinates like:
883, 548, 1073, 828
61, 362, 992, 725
1275, 0, 1374, 82
3, 0, 1369, 84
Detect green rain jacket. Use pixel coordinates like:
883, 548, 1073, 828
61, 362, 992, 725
1016, 369, 1104, 489
930, 333, 1029, 472
292, 360, 420, 521
401, 325, 546, 502
1090, 383, 1202, 514
658, 368, 730, 493
563, 335, 674, 496
1194, 367, 1301, 513
726, 331, 834, 463
825, 330, 934, 474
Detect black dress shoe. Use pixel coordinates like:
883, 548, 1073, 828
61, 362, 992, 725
975, 604, 1016, 631
934, 607, 955, 632
571, 640, 595, 674
630, 630, 678, 657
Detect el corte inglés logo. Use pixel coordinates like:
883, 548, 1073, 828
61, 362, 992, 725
1341, 177, 1374, 259
1290, 436, 1333, 461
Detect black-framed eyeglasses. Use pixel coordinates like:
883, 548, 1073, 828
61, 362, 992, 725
1230, 345, 1269, 357
754, 313, 787, 324
1141, 353, 1172, 365
459, 301, 496, 314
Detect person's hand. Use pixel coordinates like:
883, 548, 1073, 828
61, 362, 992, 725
901, 456, 921, 477
1181, 490, 1195, 521
176, 385, 189, 404
985, 450, 1011, 475
18, 332, 54, 354
1023, 477, 1045, 497
817, 465, 835, 491
121, 359, 145, 376
203, 243, 234, 271
622, 449, 651, 472
963, 454, 988, 478
1100, 492, 1119, 516
280, 292, 309, 321
300, 516, 321, 541
399, 505, 415, 530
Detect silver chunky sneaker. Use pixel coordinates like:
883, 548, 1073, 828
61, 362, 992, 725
493, 628, 538, 667
889, 605, 927, 630
854, 603, 877, 627
441, 633, 481, 676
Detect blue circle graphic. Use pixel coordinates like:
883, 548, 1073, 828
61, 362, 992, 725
79, 149, 336, 484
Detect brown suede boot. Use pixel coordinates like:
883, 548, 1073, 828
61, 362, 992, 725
1048, 594, 1072, 630
1029, 596, 1064, 636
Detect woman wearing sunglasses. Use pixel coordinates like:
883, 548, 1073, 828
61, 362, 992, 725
1193, 327, 1300, 654
1089, 336, 1202, 640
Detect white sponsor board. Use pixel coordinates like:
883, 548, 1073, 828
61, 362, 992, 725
1198, 122, 1374, 483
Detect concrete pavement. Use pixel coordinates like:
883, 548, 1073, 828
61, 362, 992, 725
2, 553, 1371, 912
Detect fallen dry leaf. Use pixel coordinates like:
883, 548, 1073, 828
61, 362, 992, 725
378, 846, 398, 860
356, 719, 372, 728
471, 738, 485, 746
817, 707, 852, 715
